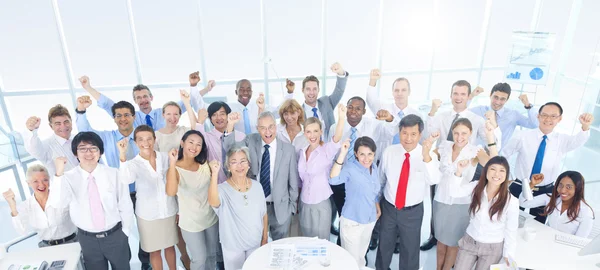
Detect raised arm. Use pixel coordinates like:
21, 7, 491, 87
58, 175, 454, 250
476, 120, 499, 166
79, 76, 117, 118
75, 96, 101, 134
165, 149, 180, 196
561, 113, 594, 151
3, 189, 29, 235
376, 109, 400, 138
331, 104, 346, 143
518, 174, 551, 208
223, 112, 243, 151
422, 132, 442, 185
180, 89, 198, 130
195, 109, 208, 132
449, 160, 478, 197
22, 116, 52, 166
329, 139, 351, 185
207, 160, 222, 208
366, 69, 383, 113
516, 94, 539, 128
47, 157, 72, 209
117, 138, 136, 185
327, 62, 348, 106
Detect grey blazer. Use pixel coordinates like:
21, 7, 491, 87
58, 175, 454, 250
304, 72, 348, 139
224, 133, 299, 225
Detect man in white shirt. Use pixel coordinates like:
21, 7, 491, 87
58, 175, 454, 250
22, 105, 79, 177
421, 80, 501, 251
3, 164, 77, 247
376, 114, 440, 270
51, 131, 134, 270
502, 102, 593, 223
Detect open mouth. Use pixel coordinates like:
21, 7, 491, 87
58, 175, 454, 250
36, 187, 47, 192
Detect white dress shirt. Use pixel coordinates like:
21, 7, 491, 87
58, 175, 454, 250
303, 103, 323, 120
329, 117, 399, 162
428, 109, 502, 149
449, 179, 519, 259
21, 130, 79, 177
365, 85, 423, 118
11, 193, 77, 241
380, 144, 441, 207
260, 139, 277, 202
276, 123, 308, 152
119, 151, 178, 220
435, 141, 482, 205
49, 164, 134, 236
501, 128, 590, 186
519, 186, 594, 237
227, 93, 292, 134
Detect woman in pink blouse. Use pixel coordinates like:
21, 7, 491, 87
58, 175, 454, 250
298, 104, 346, 239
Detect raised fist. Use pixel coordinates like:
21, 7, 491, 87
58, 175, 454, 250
180, 89, 191, 103
456, 159, 470, 173
370, 69, 381, 81
472, 86, 484, 97
117, 138, 129, 155
337, 103, 347, 119
228, 112, 241, 125
54, 157, 67, 176
208, 160, 221, 174
197, 108, 208, 124
285, 79, 295, 93
79, 76, 91, 89
531, 173, 544, 186
330, 62, 345, 76
77, 96, 92, 111
256, 92, 265, 110
26, 116, 41, 131
340, 138, 351, 152
579, 113, 594, 129
189, 71, 201, 87
376, 109, 393, 122
431, 99, 442, 110
168, 149, 178, 164
2, 188, 16, 207
518, 94, 530, 107
206, 80, 216, 91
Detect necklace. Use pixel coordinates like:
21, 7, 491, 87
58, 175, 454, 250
229, 178, 250, 206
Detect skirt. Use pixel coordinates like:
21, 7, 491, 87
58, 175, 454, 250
137, 215, 179, 252
433, 200, 470, 247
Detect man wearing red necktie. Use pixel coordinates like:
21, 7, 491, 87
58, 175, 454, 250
375, 115, 441, 270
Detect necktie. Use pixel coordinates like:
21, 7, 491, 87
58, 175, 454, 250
243, 108, 252, 134
312, 107, 319, 119
392, 111, 405, 145
395, 153, 410, 209
446, 114, 460, 141
530, 135, 547, 178
221, 135, 228, 176
348, 127, 357, 160
145, 114, 153, 129
260, 145, 271, 197
88, 174, 105, 230
397, 110, 405, 119
125, 138, 136, 191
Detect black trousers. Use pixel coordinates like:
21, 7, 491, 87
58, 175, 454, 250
79, 224, 131, 270
331, 183, 346, 246
130, 192, 150, 264
376, 200, 423, 270
509, 180, 554, 224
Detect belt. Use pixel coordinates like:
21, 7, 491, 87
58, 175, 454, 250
78, 222, 122, 239
266, 201, 274, 205
514, 179, 554, 195
402, 202, 423, 210
42, 233, 76, 246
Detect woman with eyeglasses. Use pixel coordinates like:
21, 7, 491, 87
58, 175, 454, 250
297, 104, 346, 240
208, 146, 268, 269
520, 171, 595, 237
166, 130, 219, 270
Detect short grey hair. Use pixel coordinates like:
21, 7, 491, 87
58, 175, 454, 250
26, 164, 50, 183
225, 146, 251, 177
257, 111, 276, 123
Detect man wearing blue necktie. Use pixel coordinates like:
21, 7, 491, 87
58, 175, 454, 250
502, 102, 593, 223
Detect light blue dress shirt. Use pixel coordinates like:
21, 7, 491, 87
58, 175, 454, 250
76, 112, 139, 192
329, 158, 380, 224
470, 105, 538, 148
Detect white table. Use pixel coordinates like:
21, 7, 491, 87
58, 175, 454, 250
0, 242, 82, 270
516, 218, 600, 269
243, 237, 359, 270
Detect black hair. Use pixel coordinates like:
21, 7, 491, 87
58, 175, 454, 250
347, 96, 366, 109
71, 131, 104, 156
178, 130, 208, 165
111, 101, 136, 117
354, 136, 377, 154
452, 80, 472, 95
398, 114, 424, 133
207, 101, 232, 120
539, 102, 563, 115
490, 83, 512, 98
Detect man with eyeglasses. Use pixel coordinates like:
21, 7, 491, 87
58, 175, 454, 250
78, 72, 206, 131
469, 82, 539, 148
223, 111, 299, 241
75, 96, 153, 269
502, 102, 594, 223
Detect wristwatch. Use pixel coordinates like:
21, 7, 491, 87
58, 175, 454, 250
524, 104, 533, 110
75, 108, 86, 114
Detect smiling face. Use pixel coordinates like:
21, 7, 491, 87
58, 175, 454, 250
355, 145, 375, 169
283, 110, 300, 127
451, 85, 470, 111
304, 122, 323, 147
452, 124, 472, 148
538, 104, 562, 134
210, 107, 229, 132
76, 142, 101, 166
163, 105, 181, 128
490, 91, 509, 111
228, 151, 250, 178
180, 133, 203, 159
257, 116, 277, 144
50, 115, 73, 140
557, 176, 575, 203
28, 171, 50, 195
399, 125, 421, 152
486, 163, 507, 187
303, 81, 320, 107
346, 99, 366, 127
133, 89, 153, 112
114, 108, 135, 133
135, 131, 155, 156
236, 80, 252, 106
392, 80, 410, 104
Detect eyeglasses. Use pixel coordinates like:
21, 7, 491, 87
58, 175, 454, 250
77, 146, 100, 153
229, 160, 249, 167
114, 113, 133, 119
558, 183, 574, 191
539, 113, 560, 120
257, 125, 276, 132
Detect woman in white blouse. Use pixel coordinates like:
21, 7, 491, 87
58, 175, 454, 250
450, 156, 519, 270
118, 125, 179, 270
2, 164, 77, 247
434, 118, 497, 270
277, 99, 309, 152
520, 171, 595, 237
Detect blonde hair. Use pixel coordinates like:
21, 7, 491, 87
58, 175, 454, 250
278, 99, 305, 126
162, 101, 182, 115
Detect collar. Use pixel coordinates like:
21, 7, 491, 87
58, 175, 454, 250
303, 102, 317, 110
535, 128, 554, 140
494, 107, 506, 118
210, 128, 225, 137
401, 144, 422, 155
117, 131, 135, 141
53, 133, 72, 145
77, 163, 102, 180
484, 185, 500, 202
347, 119, 364, 132
262, 137, 277, 150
